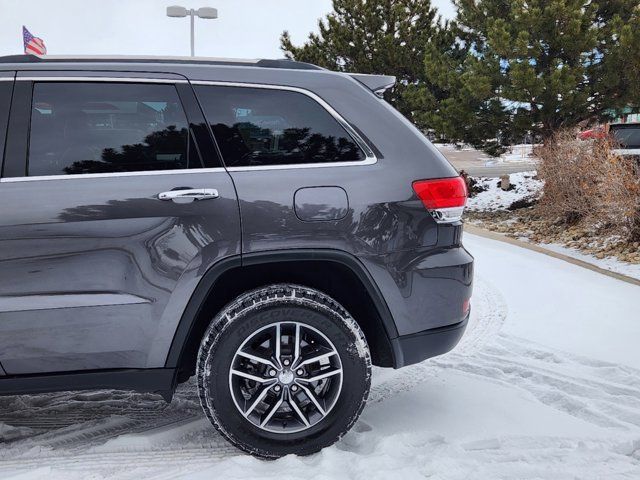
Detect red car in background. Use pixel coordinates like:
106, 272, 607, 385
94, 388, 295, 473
578, 126, 607, 140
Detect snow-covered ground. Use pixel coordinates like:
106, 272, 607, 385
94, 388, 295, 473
467, 171, 543, 211
1, 234, 639, 479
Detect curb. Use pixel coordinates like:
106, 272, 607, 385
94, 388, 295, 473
464, 224, 640, 287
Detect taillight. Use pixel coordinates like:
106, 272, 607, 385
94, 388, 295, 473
412, 177, 468, 223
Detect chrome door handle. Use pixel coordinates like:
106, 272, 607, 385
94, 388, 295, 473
158, 188, 219, 201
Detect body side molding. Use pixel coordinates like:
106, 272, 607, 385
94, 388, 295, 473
0, 368, 176, 401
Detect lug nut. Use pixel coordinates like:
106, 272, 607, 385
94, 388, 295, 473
274, 385, 281, 392
296, 369, 304, 376
269, 369, 277, 377
283, 359, 290, 366
291, 385, 298, 392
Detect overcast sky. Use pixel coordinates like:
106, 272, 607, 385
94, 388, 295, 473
0, 0, 455, 59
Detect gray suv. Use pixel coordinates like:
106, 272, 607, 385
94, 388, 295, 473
0, 55, 473, 457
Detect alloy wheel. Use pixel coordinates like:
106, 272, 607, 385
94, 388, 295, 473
228, 321, 343, 434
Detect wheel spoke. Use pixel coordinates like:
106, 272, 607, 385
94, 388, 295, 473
297, 367, 342, 383
244, 384, 274, 417
297, 350, 338, 368
236, 350, 277, 370
274, 323, 282, 368
231, 369, 277, 384
288, 392, 310, 427
295, 383, 326, 416
260, 391, 284, 427
292, 323, 301, 366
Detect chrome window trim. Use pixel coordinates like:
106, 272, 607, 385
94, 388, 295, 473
225, 159, 375, 172
0, 167, 226, 183
191, 80, 378, 169
17, 76, 188, 84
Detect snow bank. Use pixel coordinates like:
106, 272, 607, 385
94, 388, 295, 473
467, 171, 543, 211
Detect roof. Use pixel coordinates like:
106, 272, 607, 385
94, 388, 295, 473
0, 54, 323, 71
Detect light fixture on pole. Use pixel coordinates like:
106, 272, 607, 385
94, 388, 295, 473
167, 6, 218, 57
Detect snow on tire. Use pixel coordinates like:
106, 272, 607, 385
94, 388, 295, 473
196, 284, 371, 458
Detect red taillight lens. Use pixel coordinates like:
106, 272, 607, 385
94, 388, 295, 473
412, 177, 468, 223
412, 177, 468, 209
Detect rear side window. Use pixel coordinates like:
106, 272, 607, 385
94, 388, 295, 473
195, 85, 365, 167
28, 82, 201, 176
0, 80, 13, 169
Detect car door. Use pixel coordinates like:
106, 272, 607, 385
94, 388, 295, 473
0, 71, 240, 375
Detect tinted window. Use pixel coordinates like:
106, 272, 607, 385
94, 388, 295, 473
195, 85, 365, 167
0, 81, 13, 170
28, 82, 200, 176
611, 125, 640, 148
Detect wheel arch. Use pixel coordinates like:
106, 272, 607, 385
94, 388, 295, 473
165, 249, 399, 381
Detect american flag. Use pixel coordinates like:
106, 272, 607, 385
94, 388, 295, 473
23, 26, 47, 55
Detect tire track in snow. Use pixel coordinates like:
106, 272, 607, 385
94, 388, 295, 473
368, 275, 507, 404
0, 448, 240, 475
0, 384, 203, 451
436, 336, 640, 431
0, 417, 237, 473
368, 274, 640, 434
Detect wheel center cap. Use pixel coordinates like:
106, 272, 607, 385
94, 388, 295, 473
278, 369, 295, 385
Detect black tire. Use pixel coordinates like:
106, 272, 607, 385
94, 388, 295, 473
196, 284, 371, 458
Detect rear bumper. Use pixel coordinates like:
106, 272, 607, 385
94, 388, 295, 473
390, 310, 469, 368
360, 244, 474, 337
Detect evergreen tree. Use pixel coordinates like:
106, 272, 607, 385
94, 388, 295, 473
443, 0, 640, 141
280, 0, 442, 115
405, 21, 510, 154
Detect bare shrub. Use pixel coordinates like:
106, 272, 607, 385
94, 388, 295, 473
537, 130, 602, 224
537, 130, 640, 241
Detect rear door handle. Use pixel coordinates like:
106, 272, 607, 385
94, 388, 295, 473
158, 188, 219, 202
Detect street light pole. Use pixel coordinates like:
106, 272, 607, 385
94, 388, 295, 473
190, 9, 195, 57
167, 6, 218, 57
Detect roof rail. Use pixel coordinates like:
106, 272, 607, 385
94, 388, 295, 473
0, 54, 323, 71
0, 55, 37, 63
